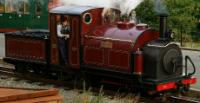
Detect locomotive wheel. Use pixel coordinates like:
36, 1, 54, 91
82, 73, 101, 88
15, 63, 28, 73
32, 65, 42, 75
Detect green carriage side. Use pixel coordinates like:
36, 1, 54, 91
0, 0, 49, 32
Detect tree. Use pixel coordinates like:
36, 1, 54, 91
135, 0, 200, 41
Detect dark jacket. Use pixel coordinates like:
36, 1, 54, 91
61, 25, 70, 34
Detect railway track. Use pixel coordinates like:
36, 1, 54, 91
0, 68, 70, 86
0, 62, 200, 103
169, 95, 200, 103
0, 62, 15, 78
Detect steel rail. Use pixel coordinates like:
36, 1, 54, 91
169, 95, 200, 103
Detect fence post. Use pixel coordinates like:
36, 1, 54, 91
180, 25, 183, 46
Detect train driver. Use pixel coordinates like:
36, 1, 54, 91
57, 16, 70, 65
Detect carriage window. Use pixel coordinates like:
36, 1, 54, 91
5, 0, 29, 14
0, 0, 4, 13
17, 0, 29, 14
35, 0, 42, 15
83, 13, 92, 24
5, 0, 15, 13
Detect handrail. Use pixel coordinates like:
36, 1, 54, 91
84, 35, 133, 43
185, 55, 196, 77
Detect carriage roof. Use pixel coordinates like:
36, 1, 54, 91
49, 6, 101, 15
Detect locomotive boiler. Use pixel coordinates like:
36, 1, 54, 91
4, 6, 196, 94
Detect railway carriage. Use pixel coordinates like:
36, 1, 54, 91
4, 5, 197, 94
0, 0, 65, 32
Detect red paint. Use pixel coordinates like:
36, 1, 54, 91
50, 14, 59, 65
156, 82, 176, 92
112, 41, 132, 51
48, 0, 63, 10
83, 21, 159, 72
132, 29, 159, 51
134, 49, 143, 75
108, 50, 130, 71
82, 19, 159, 72
6, 36, 46, 61
181, 77, 197, 85
81, 8, 103, 35
69, 16, 80, 69
85, 24, 159, 52
92, 25, 112, 37
117, 22, 135, 30
83, 38, 132, 51
83, 37, 132, 72
84, 47, 104, 66
0, 28, 21, 33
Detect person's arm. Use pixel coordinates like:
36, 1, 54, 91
57, 24, 63, 37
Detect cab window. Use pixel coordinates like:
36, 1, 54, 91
83, 13, 92, 24
0, 0, 4, 13
103, 8, 121, 24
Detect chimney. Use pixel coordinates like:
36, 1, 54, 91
159, 14, 168, 40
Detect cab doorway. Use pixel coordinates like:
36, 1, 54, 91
56, 15, 71, 66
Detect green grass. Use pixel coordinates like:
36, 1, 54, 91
182, 41, 200, 49
60, 84, 140, 103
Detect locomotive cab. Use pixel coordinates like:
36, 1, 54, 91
49, 6, 121, 69
49, 6, 106, 69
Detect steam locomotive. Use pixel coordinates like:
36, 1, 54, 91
4, 5, 196, 94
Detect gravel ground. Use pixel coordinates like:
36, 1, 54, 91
0, 76, 140, 103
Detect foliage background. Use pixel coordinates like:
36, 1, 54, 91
135, 0, 200, 42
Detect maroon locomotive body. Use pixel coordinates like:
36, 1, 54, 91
4, 6, 196, 94
5, 30, 49, 63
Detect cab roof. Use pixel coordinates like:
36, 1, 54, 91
49, 5, 101, 15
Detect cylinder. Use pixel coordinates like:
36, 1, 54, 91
134, 49, 143, 75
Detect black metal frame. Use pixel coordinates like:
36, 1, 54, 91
185, 55, 196, 77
